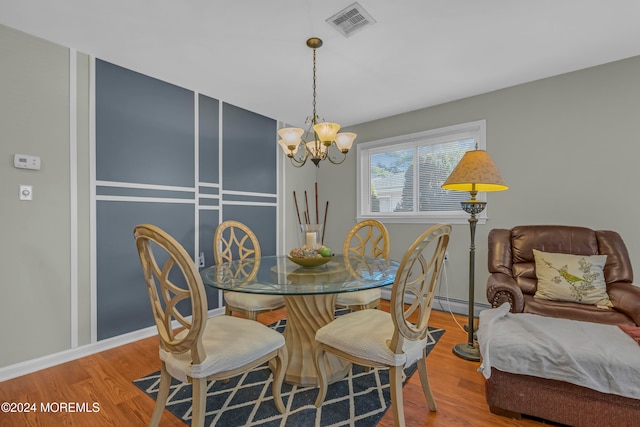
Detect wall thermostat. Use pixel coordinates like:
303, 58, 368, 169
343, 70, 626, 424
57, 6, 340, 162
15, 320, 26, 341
14, 153, 41, 170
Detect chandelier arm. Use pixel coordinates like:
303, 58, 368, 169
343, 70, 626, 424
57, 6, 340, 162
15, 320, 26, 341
326, 147, 348, 165
290, 156, 308, 167
288, 142, 310, 167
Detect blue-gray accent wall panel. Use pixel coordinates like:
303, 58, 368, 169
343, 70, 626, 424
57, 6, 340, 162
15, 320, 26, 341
199, 94, 219, 183
94, 59, 278, 341
222, 103, 277, 194
96, 201, 195, 340
95, 59, 195, 187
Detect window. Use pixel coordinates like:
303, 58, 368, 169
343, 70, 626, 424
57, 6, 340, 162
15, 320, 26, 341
357, 120, 488, 224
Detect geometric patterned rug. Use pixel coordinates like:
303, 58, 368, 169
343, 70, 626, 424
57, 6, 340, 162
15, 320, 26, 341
134, 316, 444, 427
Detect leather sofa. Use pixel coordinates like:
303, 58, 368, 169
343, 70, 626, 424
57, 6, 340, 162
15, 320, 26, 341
487, 224, 640, 326
482, 225, 640, 426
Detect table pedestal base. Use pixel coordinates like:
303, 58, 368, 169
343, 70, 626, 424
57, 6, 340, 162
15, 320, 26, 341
281, 294, 351, 386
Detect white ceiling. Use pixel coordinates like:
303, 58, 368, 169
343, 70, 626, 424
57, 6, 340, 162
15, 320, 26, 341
2, 0, 640, 128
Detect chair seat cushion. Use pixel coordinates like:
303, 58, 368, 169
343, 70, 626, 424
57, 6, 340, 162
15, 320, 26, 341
160, 315, 285, 383
225, 291, 285, 311
335, 288, 380, 306
315, 309, 428, 367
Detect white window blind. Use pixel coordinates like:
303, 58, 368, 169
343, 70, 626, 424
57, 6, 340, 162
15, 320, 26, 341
357, 120, 487, 224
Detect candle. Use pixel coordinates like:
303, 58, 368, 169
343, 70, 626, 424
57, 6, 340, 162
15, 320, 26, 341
305, 231, 317, 248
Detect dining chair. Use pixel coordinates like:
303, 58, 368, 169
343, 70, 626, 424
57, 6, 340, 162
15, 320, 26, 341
133, 224, 288, 427
213, 220, 285, 320
314, 223, 451, 427
336, 219, 390, 310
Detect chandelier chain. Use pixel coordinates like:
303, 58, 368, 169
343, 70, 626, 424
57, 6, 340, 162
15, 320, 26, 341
312, 46, 317, 125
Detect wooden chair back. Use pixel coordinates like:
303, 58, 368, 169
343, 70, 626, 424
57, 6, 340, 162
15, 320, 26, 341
213, 220, 261, 264
390, 223, 451, 347
133, 224, 207, 364
343, 219, 390, 259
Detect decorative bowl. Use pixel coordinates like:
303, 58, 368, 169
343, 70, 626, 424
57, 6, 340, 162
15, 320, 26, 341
287, 254, 334, 268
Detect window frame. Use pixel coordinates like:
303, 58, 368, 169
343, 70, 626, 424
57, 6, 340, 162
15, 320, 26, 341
356, 120, 489, 224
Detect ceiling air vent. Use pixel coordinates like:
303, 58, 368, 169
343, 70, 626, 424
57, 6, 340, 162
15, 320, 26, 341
326, 2, 376, 37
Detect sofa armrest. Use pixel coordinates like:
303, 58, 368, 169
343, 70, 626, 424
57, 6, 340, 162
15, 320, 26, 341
487, 273, 525, 312
607, 282, 640, 326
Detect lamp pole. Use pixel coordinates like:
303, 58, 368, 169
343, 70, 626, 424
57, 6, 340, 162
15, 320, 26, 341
440, 148, 508, 361
453, 191, 485, 361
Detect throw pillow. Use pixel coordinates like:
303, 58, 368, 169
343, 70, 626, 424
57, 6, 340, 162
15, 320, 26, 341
533, 249, 612, 307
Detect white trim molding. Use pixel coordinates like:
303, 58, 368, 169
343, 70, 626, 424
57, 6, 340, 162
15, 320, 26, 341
69, 49, 79, 349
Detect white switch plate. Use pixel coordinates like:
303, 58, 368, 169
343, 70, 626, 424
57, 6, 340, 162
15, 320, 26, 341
20, 185, 33, 200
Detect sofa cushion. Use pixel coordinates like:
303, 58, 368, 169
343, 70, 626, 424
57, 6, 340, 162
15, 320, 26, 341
478, 303, 640, 400
533, 249, 612, 307
522, 295, 634, 325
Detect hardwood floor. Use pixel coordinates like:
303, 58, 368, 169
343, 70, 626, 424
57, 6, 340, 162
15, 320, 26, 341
0, 304, 547, 427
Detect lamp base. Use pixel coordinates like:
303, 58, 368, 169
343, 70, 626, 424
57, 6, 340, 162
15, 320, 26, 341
453, 342, 481, 362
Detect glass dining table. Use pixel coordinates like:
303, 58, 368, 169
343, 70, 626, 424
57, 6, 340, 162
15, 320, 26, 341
200, 254, 399, 386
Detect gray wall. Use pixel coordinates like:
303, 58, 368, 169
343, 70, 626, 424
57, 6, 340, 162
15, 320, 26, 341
1, 25, 77, 366
317, 55, 640, 311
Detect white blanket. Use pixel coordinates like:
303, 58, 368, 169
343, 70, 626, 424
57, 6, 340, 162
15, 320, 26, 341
477, 303, 640, 400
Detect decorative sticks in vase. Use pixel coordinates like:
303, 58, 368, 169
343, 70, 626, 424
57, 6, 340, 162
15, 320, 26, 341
293, 182, 329, 246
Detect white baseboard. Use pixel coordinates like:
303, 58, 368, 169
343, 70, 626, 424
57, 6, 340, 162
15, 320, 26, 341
0, 307, 225, 382
380, 288, 489, 317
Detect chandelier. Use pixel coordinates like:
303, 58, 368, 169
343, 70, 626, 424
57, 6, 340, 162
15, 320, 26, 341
277, 37, 357, 167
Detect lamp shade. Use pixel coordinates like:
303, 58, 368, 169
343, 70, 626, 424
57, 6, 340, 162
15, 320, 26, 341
278, 127, 304, 142
441, 149, 508, 192
334, 132, 357, 151
278, 139, 299, 155
313, 122, 341, 143
306, 140, 327, 157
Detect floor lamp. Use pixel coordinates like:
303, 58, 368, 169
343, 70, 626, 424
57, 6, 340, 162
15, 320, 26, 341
442, 148, 508, 361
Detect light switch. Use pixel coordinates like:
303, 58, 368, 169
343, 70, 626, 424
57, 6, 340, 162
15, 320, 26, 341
20, 185, 33, 201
